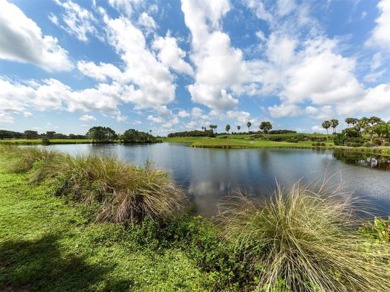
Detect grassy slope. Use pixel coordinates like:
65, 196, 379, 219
162, 134, 390, 155
0, 158, 209, 291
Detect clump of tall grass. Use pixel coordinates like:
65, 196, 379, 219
218, 182, 390, 291
55, 155, 185, 224
1, 146, 185, 224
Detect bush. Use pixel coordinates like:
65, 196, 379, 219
345, 137, 365, 147
218, 184, 390, 291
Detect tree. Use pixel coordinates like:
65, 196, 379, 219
260, 121, 272, 134
86, 126, 117, 143
237, 125, 241, 132
225, 124, 231, 133
121, 129, 158, 143
209, 124, 217, 133
345, 118, 354, 128
246, 121, 252, 132
322, 121, 331, 137
369, 116, 383, 126
330, 119, 339, 134
357, 117, 368, 132
24, 130, 39, 139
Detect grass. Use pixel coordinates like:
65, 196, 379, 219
1, 146, 185, 225
0, 139, 93, 145
218, 182, 390, 291
163, 134, 390, 156
0, 155, 210, 291
1, 145, 390, 291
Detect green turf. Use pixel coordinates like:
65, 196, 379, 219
0, 157, 209, 291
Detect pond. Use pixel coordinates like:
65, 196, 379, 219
45, 143, 390, 217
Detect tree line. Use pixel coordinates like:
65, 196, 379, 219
321, 116, 390, 146
0, 130, 86, 140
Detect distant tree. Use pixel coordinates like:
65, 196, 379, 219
225, 124, 231, 133
209, 124, 218, 134
351, 118, 359, 127
260, 121, 272, 134
369, 116, 383, 126
86, 126, 117, 143
330, 119, 339, 134
46, 131, 56, 139
322, 121, 331, 137
237, 125, 241, 132
357, 117, 368, 132
24, 130, 39, 139
345, 118, 354, 128
246, 121, 252, 132
121, 129, 159, 143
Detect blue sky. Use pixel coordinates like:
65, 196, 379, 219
0, 0, 389, 135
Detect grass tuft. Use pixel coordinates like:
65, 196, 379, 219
218, 182, 390, 291
1, 146, 186, 224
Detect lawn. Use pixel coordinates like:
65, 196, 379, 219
0, 157, 209, 291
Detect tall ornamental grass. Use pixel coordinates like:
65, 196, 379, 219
218, 182, 390, 291
1, 146, 185, 224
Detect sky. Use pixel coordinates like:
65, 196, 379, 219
0, 0, 390, 136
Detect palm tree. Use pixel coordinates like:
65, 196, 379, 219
246, 121, 252, 133
260, 121, 272, 134
330, 119, 339, 134
225, 124, 231, 134
322, 121, 331, 138
345, 118, 354, 128
369, 116, 382, 126
237, 125, 241, 132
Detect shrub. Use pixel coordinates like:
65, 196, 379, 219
218, 183, 390, 291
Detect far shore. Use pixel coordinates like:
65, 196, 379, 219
1, 134, 389, 156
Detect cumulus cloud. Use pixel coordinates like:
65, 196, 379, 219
80, 114, 96, 122
104, 15, 176, 109
181, 0, 245, 111
77, 61, 123, 82
367, 0, 390, 50
0, 0, 73, 71
153, 34, 194, 76
226, 110, 251, 125
53, 0, 99, 42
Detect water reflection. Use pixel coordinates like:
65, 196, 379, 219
44, 144, 390, 216
333, 151, 390, 170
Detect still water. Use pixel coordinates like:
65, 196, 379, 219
46, 143, 390, 216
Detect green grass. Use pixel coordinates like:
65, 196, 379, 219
218, 183, 390, 291
162, 134, 390, 156
0, 156, 211, 291
2, 146, 390, 291
0, 139, 93, 145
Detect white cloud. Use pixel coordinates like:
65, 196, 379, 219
153, 34, 194, 76
0, 0, 73, 71
226, 110, 251, 125
80, 114, 96, 122
77, 61, 123, 82
53, 0, 98, 42
147, 115, 179, 128
338, 84, 390, 116
138, 12, 156, 33
181, 0, 245, 110
367, 0, 390, 50
105, 16, 176, 109
268, 103, 302, 118
178, 110, 190, 118
277, 0, 296, 17
108, 0, 142, 15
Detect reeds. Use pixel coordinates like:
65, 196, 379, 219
218, 182, 390, 291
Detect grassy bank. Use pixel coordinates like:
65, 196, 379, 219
0, 139, 93, 145
1, 146, 390, 291
163, 134, 390, 156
